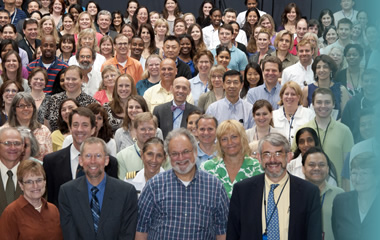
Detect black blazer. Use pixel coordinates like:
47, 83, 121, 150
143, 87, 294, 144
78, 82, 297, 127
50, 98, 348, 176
153, 101, 200, 139
59, 175, 138, 240
18, 38, 41, 62
227, 173, 322, 240
43, 145, 118, 206
332, 190, 380, 240
0, 172, 22, 216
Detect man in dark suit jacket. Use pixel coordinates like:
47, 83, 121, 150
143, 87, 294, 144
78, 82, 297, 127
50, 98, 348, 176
153, 77, 200, 139
97, 10, 118, 40
0, 127, 24, 215
43, 107, 118, 206
18, 18, 40, 62
227, 133, 322, 240
59, 137, 137, 240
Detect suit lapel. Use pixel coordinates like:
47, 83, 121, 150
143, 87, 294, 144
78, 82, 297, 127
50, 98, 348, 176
97, 177, 114, 232
288, 175, 299, 239
181, 103, 191, 127
76, 177, 95, 232
163, 102, 174, 132
0, 174, 7, 213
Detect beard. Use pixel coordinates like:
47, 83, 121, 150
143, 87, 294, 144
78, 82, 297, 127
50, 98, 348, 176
264, 161, 287, 179
79, 61, 93, 70
171, 159, 196, 175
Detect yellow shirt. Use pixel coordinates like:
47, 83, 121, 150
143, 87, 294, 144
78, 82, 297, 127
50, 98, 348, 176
143, 82, 194, 113
262, 173, 290, 240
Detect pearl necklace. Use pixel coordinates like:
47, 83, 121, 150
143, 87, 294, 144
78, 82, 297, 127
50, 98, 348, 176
35, 204, 42, 211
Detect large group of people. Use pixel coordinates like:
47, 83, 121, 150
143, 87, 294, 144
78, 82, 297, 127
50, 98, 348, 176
0, 0, 378, 239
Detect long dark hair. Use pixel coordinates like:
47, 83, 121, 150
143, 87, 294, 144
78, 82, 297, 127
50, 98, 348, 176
178, 34, 196, 59
241, 62, 263, 98
57, 98, 79, 134
242, 7, 261, 38
293, 127, 321, 159
87, 103, 113, 142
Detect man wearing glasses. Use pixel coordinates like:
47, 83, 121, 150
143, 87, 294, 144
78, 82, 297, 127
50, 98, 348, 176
227, 133, 322, 240
0, 127, 24, 215
136, 128, 229, 240
101, 34, 143, 84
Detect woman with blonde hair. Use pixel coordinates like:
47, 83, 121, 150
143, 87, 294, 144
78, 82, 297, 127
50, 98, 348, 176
136, 54, 162, 96
154, 18, 170, 52
73, 11, 103, 45
94, 65, 120, 105
258, 14, 276, 44
268, 30, 299, 70
272, 81, 314, 142
200, 120, 263, 198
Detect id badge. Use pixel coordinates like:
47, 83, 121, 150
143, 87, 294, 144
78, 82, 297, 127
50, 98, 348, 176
262, 233, 267, 240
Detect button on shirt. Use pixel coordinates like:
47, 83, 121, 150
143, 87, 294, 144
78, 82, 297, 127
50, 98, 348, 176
202, 25, 219, 50
70, 145, 80, 179
247, 83, 282, 110
207, 98, 254, 129
137, 169, 229, 239
281, 61, 314, 89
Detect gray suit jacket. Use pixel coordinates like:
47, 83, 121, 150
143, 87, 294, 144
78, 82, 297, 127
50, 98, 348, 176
0, 172, 23, 216
153, 101, 200, 139
58, 175, 138, 240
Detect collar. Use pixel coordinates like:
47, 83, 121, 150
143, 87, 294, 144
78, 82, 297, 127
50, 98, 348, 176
265, 171, 289, 186
19, 194, 48, 210
320, 182, 334, 195
197, 143, 216, 158
70, 144, 80, 162
263, 82, 281, 93
224, 97, 242, 107
172, 100, 186, 107
0, 160, 19, 177
86, 173, 107, 189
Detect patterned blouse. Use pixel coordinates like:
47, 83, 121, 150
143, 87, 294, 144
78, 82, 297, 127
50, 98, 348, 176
200, 155, 264, 198
37, 95, 51, 124
44, 91, 97, 131
103, 102, 124, 133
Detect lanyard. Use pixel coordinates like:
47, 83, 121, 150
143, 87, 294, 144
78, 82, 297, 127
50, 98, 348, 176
133, 143, 141, 158
263, 176, 289, 235
23, 36, 36, 54
173, 110, 183, 124
10, 8, 17, 24
283, 107, 297, 142
314, 118, 331, 150
116, 64, 127, 74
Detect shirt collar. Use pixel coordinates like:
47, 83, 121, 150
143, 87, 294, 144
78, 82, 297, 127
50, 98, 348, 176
70, 144, 80, 161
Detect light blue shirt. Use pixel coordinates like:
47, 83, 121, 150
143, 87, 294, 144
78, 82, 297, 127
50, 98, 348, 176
189, 74, 209, 106
86, 174, 107, 210
196, 143, 217, 167
211, 45, 248, 72
172, 101, 185, 130
246, 83, 282, 110
206, 98, 254, 129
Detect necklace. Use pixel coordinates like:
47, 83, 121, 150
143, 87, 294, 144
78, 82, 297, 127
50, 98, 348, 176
347, 68, 361, 96
32, 95, 45, 101
35, 204, 42, 210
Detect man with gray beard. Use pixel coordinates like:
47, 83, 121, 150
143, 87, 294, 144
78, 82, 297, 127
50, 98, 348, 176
227, 133, 322, 240
76, 46, 102, 97
136, 128, 229, 240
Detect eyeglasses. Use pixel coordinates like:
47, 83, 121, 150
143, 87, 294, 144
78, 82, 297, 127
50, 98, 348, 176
79, 55, 92, 59
82, 153, 105, 160
5, 89, 17, 94
261, 151, 285, 161
0, 141, 23, 147
23, 178, 45, 186
16, 104, 33, 109
169, 149, 193, 159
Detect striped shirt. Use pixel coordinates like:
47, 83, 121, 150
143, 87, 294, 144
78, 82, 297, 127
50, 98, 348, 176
137, 169, 229, 239
27, 57, 68, 94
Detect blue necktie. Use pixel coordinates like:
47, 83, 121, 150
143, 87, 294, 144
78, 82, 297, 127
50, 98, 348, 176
267, 184, 280, 240
91, 187, 100, 233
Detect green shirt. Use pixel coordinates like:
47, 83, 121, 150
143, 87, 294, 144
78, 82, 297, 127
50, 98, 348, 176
200, 155, 263, 198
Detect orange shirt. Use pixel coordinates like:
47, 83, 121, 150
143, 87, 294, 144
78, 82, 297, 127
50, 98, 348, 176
101, 55, 143, 84
0, 195, 63, 240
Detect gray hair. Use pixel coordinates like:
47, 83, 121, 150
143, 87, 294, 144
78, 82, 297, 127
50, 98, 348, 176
80, 137, 109, 156
258, 133, 291, 154
8, 92, 41, 131
76, 46, 96, 61
164, 128, 197, 157
16, 126, 39, 157
97, 10, 112, 20
0, 127, 23, 143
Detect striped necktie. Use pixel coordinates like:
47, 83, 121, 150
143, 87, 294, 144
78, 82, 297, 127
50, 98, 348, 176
90, 187, 100, 233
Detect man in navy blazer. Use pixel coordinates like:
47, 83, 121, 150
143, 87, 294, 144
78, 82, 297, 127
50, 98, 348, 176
59, 137, 137, 240
153, 77, 201, 139
43, 107, 118, 206
227, 133, 322, 240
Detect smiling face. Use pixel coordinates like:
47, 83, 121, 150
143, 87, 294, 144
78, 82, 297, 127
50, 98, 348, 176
165, 0, 177, 12
172, 77, 191, 105
0, 129, 23, 166
257, 32, 270, 50
64, 69, 82, 94
179, 37, 191, 56
263, 62, 281, 86
140, 27, 151, 43
2, 26, 16, 40
278, 34, 291, 51
19, 172, 46, 203
69, 8, 79, 21
297, 131, 316, 155
4, 54, 19, 73
297, 44, 313, 65
97, 14, 111, 30
184, 15, 195, 28
71, 114, 96, 150
186, 114, 201, 135
79, 142, 109, 182
3, 83, 18, 105
137, 8, 148, 25
41, 35, 57, 62
102, 70, 117, 89
282, 87, 300, 109
218, 28, 232, 46
254, 106, 272, 128
174, 22, 186, 36
313, 93, 334, 119
261, 18, 272, 30
246, 67, 261, 87
315, 60, 331, 81
150, 13, 159, 26
42, 19, 53, 34
63, 16, 74, 31
296, 19, 307, 39
247, 10, 258, 25
117, 76, 132, 100
136, 120, 156, 146
147, 57, 161, 77
127, 99, 143, 120
159, 59, 177, 83
100, 39, 112, 56
30, 71, 46, 91
190, 26, 201, 41
169, 134, 196, 177
210, 10, 222, 27
127, 2, 138, 16
197, 118, 217, 145
197, 55, 212, 75
114, 35, 129, 56
326, 28, 338, 45
203, 3, 213, 16
337, 23, 351, 40
130, 37, 144, 57
87, 2, 98, 17
113, 13, 123, 27
142, 143, 165, 177
303, 152, 329, 185
223, 74, 242, 100
216, 50, 230, 68
78, 13, 91, 30
258, 142, 291, 181
155, 23, 168, 36
345, 47, 362, 67
220, 131, 242, 157
287, 8, 297, 22
15, 99, 34, 124
321, 14, 331, 28
60, 100, 77, 124
163, 40, 180, 60
210, 71, 223, 89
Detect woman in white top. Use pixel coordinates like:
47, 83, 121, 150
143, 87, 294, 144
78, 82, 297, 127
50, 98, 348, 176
124, 137, 166, 193
272, 81, 314, 143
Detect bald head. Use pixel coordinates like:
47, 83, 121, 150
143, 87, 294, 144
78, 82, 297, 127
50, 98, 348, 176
172, 77, 191, 105
160, 58, 178, 84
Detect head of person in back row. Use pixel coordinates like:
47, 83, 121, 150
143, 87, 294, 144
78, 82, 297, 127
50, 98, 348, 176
222, 8, 237, 24
226, 132, 322, 239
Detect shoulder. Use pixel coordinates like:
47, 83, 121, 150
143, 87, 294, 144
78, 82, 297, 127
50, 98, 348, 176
107, 175, 136, 192
235, 173, 265, 189
44, 146, 70, 161
290, 174, 319, 193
